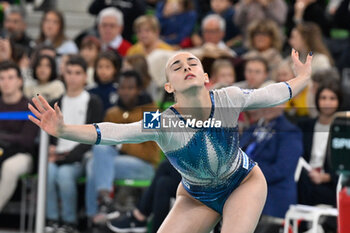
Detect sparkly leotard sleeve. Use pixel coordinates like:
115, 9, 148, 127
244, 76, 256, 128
96, 82, 292, 214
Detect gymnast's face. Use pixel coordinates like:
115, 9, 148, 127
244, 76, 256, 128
164, 52, 209, 94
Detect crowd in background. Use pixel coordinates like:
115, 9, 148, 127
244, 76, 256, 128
0, 0, 349, 232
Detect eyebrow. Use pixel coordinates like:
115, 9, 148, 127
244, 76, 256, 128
170, 57, 198, 68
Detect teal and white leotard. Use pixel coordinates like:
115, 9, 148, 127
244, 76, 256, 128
96, 82, 292, 214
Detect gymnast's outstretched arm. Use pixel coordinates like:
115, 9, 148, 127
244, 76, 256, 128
223, 48, 312, 110
28, 95, 158, 145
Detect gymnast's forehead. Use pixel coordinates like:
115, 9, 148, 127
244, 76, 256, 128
166, 52, 201, 70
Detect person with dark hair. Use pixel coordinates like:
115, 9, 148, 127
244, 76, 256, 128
298, 81, 341, 205
44, 55, 103, 233
31, 44, 57, 61
0, 61, 39, 212
123, 54, 159, 102
80, 36, 101, 89
2, 5, 36, 55
37, 10, 78, 56
86, 70, 159, 227
296, 81, 341, 232
88, 51, 122, 113
24, 55, 65, 102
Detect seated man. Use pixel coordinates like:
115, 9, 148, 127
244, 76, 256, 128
240, 103, 303, 221
45, 56, 103, 232
0, 61, 38, 212
86, 70, 160, 225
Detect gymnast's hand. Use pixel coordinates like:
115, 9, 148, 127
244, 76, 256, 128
291, 48, 312, 78
28, 95, 64, 137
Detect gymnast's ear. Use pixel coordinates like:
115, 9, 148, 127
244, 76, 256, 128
204, 73, 209, 84
164, 82, 174, 93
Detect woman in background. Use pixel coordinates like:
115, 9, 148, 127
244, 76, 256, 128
37, 10, 78, 56
24, 54, 65, 102
88, 51, 121, 113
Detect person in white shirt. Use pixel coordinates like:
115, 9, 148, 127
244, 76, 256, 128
44, 55, 103, 232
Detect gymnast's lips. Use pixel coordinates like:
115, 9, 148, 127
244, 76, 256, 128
185, 73, 196, 80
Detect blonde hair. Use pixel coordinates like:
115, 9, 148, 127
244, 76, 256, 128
133, 15, 160, 33
247, 19, 282, 51
210, 59, 235, 77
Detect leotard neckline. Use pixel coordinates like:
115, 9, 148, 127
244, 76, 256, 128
169, 91, 215, 129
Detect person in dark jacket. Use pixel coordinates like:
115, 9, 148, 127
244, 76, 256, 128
297, 81, 342, 207
86, 70, 159, 226
45, 56, 103, 232
240, 104, 303, 219
0, 61, 38, 212
88, 0, 146, 43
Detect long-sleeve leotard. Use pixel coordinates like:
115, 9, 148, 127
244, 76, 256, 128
96, 82, 291, 186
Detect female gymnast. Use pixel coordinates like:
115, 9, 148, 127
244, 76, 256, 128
28, 49, 312, 233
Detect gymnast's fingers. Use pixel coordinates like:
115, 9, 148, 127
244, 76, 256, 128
306, 51, 313, 65
38, 95, 52, 111
28, 114, 41, 127
28, 103, 42, 119
54, 102, 62, 116
32, 96, 46, 113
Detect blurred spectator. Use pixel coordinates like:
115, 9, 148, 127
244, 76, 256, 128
289, 22, 334, 73
235, 57, 274, 126
156, 0, 197, 47
24, 55, 65, 102
307, 68, 341, 117
234, 0, 287, 33
37, 10, 78, 56
123, 54, 158, 102
0, 61, 38, 212
79, 36, 101, 89
31, 44, 57, 62
333, 0, 350, 74
208, 59, 236, 89
334, 0, 350, 30
0, 38, 12, 63
235, 57, 274, 89
127, 15, 174, 56
58, 54, 72, 80
297, 82, 341, 219
243, 20, 283, 77
86, 71, 159, 226
275, 59, 309, 117
285, 0, 330, 37
1, 5, 36, 55
209, 0, 240, 46
88, 51, 121, 113
88, 0, 146, 42
45, 56, 103, 233
240, 103, 302, 219
107, 159, 181, 233
189, 14, 235, 59
97, 7, 131, 57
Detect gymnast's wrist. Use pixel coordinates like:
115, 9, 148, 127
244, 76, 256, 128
93, 123, 101, 145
